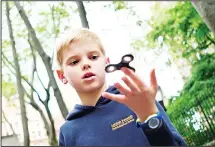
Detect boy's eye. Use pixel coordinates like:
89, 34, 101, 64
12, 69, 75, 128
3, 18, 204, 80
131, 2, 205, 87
70, 60, 79, 65
90, 55, 98, 60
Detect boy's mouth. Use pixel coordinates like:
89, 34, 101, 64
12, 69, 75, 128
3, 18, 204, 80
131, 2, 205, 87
82, 72, 96, 79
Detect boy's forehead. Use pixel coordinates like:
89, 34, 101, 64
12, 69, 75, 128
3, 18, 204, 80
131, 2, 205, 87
67, 41, 101, 54
63, 43, 101, 59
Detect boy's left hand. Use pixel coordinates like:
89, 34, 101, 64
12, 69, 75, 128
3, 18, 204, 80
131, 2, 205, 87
102, 67, 158, 122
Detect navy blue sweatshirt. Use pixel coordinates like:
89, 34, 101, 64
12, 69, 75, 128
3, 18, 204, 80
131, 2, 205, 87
59, 86, 187, 146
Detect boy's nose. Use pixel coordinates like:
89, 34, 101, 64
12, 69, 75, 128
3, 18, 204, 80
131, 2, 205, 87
82, 57, 91, 70
82, 64, 91, 70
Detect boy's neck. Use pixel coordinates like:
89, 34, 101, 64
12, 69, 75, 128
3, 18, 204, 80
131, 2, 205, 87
77, 83, 108, 106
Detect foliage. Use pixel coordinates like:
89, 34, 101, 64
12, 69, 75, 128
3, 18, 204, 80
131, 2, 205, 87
167, 54, 215, 109
112, 1, 129, 11
1, 1, 75, 145
167, 53, 215, 145
104, 1, 136, 15
2, 77, 17, 99
38, 2, 72, 35
141, 1, 215, 145
136, 2, 215, 65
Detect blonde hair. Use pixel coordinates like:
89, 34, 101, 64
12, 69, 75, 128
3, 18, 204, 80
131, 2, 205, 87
56, 28, 105, 67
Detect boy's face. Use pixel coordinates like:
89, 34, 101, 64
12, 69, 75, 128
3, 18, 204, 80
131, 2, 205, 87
58, 40, 109, 93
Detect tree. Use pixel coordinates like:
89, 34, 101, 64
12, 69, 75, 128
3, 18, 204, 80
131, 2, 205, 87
2, 110, 19, 142
28, 30, 58, 145
2, 2, 74, 144
144, 2, 215, 80
5, 1, 30, 145
141, 1, 215, 145
76, 1, 89, 28
2, 46, 58, 145
2, 1, 93, 145
2, 39, 58, 145
167, 53, 215, 145
14, 1, 69, 119
192, 0, 215, 37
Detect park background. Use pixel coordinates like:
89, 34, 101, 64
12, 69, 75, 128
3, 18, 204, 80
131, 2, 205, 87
1, 1, 215, 146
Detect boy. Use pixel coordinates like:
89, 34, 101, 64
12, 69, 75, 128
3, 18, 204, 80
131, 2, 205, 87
56, 28, 187, 146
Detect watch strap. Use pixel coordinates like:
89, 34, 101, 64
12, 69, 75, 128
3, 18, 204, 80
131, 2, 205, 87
136, 112, 162, 129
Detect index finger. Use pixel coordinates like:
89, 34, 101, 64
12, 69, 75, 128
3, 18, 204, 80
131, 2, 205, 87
121, 67, 146, 89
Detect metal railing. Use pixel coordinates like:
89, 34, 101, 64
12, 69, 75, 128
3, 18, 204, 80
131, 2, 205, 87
168, 93, 215, 146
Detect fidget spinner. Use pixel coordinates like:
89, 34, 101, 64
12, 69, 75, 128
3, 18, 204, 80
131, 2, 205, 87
105, 54, 135, 73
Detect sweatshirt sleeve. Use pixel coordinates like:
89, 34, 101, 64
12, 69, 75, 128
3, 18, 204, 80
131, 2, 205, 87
141, 101, 187, 146
59, 128, 65, 146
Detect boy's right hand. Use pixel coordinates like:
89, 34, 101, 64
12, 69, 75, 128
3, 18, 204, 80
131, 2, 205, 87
102, 67, 158, 122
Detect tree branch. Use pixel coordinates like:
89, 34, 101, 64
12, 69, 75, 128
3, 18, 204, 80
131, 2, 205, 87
2, 53, 45, 105
206, 35, 215, 45
45, 80, 51, 104
6, 1, 29, 145
197, 41, 213, 50
27, 32, 51, 105
28, 33, 48, 92
22, 84, 31, 100
15, 1, 68, 119
50, 5, 57, 67
76, 1, 89, 29
2, 110, 16, 135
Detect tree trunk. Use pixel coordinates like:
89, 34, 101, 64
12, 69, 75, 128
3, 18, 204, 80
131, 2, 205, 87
5, 1, 30, 146
2, 51, 57, 146
29, 101, 50, 135
76, 1, 89, 28
27, 41, 50, 137
2, 52, 51, 138
14, 1, 68, 119
28, 100, 58, 145
192, 0, 215, 37
25, 76, 57, 146
44, 103, 58, 146
27, 34, 53, 144
28, 34, 57, 145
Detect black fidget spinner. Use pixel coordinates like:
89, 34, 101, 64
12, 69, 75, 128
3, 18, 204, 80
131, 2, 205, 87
105, 54, 135, 73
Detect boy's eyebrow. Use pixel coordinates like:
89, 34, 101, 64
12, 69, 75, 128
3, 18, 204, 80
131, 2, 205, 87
88, 50, 100, 54
65, 55, 77, 63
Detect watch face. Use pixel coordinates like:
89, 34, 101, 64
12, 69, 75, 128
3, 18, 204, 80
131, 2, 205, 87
148, 118, 160, 129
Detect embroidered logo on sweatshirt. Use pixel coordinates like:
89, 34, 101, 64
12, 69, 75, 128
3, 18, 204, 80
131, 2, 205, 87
111, 115, 135, 130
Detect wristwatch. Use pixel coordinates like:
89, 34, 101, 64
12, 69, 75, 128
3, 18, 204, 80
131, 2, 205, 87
136, 112, 163, 132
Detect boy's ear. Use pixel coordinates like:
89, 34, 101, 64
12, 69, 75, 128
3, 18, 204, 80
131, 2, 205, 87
56, 69, 63, 79
106, 57, 110, 64
56, 69, 68, 84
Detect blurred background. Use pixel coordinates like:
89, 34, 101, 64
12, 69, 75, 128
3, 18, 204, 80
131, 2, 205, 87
1, 1, 215, 146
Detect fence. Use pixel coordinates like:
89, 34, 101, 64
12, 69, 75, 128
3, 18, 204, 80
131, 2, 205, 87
168, 92, 215, 146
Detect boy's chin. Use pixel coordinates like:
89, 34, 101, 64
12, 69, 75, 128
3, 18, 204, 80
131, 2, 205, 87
78, 83, 105, 93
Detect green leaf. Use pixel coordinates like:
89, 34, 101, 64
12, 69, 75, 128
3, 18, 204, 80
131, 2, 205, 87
113, 1, 128, 11
2, 79, 17, 99
144, 1, 215, 64
35, 25, 46, 33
